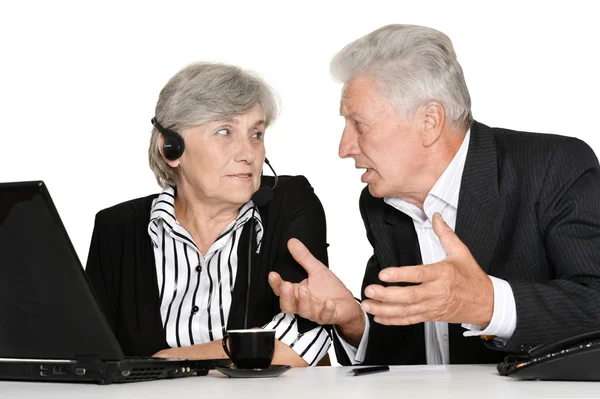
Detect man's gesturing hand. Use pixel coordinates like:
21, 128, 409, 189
269, 238, 365, 345
362, 213, 494, 328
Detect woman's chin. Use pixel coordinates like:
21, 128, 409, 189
225, 190, 255, 206
217, 182, 259, 205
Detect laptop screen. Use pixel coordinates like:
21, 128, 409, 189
0, 181, 123, 361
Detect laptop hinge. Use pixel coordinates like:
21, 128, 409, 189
74, 355, 103, 364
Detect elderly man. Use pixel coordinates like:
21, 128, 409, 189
268, 24, 600, 365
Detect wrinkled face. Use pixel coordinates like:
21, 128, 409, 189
338, 76, 427, 201
167, 104, 266, 207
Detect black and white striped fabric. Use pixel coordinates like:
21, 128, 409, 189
148, 187, 330, 365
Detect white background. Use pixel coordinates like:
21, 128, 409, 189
1, 0, 599, 363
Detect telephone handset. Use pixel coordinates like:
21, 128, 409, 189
498, 329, 600, 381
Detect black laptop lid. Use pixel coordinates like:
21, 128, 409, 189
0, 181, 123, 360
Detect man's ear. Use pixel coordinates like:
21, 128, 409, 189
421, 102, 446, 147
157, 134, 181, 168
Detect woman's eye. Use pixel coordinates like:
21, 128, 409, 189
216, 128, 230, 136
251, 131, 263, 140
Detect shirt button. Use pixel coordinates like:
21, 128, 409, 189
442, 334, 448, 342
196, 265, 202, 272
192, 305, 199, 313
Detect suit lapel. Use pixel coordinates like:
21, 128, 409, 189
455, 121, 504, 273
381, 203, 423, 267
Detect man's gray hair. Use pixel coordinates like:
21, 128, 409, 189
330, 24, 472, 127
148, 62, 279, 187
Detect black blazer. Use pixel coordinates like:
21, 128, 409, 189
86, 175, 328, 357
335, 120, 600, 365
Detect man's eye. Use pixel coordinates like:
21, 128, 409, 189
354, 120, 366, 133
216, 128, 230, 136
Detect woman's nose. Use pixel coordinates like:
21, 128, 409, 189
235, 138, 257, 163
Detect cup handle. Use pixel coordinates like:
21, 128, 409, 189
222, 335, 232, 359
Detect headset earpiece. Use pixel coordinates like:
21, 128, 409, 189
151, 117, 185, 161
162, 134, 185, 161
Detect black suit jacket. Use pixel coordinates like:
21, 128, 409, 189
335, 120, 600, 365
86, 175, 329, 357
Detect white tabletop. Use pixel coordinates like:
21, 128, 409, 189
1, 365, 598, 398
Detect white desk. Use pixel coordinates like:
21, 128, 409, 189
1, 365, 598, 398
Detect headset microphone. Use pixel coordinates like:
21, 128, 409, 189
244, 157, 278, 329
250, 159, 278, 206
251, 187, 273, 207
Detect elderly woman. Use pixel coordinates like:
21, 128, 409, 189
85, 62, 330, 367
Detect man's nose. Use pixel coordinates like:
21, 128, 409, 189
339, 126, 359, 159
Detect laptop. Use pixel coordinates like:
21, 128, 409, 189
0, 181, 230, 384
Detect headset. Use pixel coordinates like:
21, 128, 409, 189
151, 117, 185, 161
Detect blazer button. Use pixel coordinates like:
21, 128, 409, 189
192, 305, 199, 313
196, 265, 202, 272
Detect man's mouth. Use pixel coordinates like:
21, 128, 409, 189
360, 168, 373, 183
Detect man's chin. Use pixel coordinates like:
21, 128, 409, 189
367, 183, 386, 198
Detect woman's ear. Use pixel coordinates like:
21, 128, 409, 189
421, 102, 446, 147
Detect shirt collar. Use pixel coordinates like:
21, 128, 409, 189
427, 128, 471, 210
148, 186, 264, 253
149, 186, 178, 232
384, 129, 471, 223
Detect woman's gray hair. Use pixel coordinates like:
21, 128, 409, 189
148, 62, 279, 187
330, 24, 472, 128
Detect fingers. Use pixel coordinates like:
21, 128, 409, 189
372, 315, 426, 326
287, 238, 326, 276
432, 213, 466, 257
379, 265, 437, 284
152, 350, 170, 358
268, 272, 283, 296
279, 281, 299, 314
362, 284, 436, 325
364, 284, 425, 304
296, 283, 335, 323
283, 283, 335, 324
318, 299, 337, 324
297, 283, 312, 318
361, 298, 431, 325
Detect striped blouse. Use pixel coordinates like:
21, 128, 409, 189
147, 187, 331, 365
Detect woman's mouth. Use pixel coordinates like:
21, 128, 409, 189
228, 173, 253, 181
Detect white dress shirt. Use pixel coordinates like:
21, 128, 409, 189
338, 130, 517, 364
